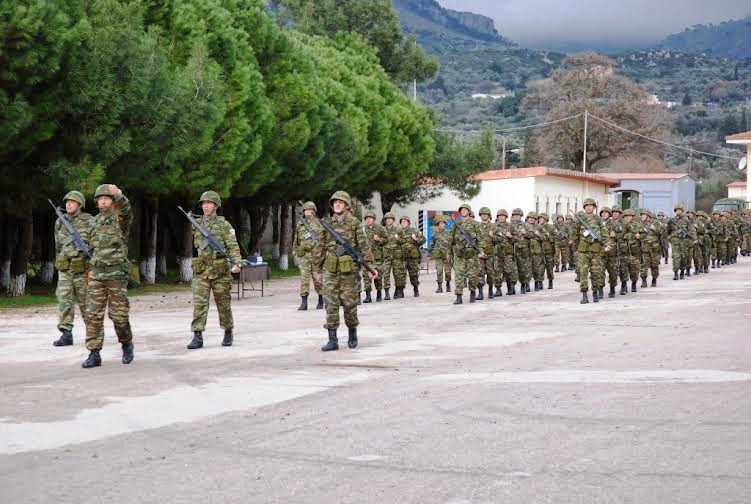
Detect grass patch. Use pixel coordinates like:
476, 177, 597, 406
0, 293, 57, 310
267, 258, 300, 279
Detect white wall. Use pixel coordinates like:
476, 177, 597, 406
534, 177, 611, 216
728, 186, 747, 199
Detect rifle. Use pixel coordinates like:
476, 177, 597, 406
569, 210, 603, 243
554, 222, 569, 240
48, 199, 91, 258
178, 206, 230, 258
295, 209, 319, 243
313, 215, 378, 277
615, 240, 621, 271
669, 218, 691, 239
447, 217, 482, 255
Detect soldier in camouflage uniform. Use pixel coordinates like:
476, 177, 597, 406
638, 209, 661, 286
667, 203, 695, 280
293, 201, 324, 311
565, 214, 577, 270
739, 209, 750, 256
572, 198, 611, 304
381, 212, 403, 300
511, 208, 532, 293
399, 216, 426, 297
696, 211, 712, 273
476, 207, 496, 300
448, 203, 484, 304
362, 209, 387, 302
609, 206, 630, 296
492, 209, 517, 296
622, 209, 643, 292
428, 215, 452, 293
537, 213, 555, 289
52, 191, 94, 347
709, 210, 727, 268
526, 212, 546, 291
186, 191, 243, 350
553, 214, 570, 272
598, 207, 617, 299
82, 184, 134, 368
727, 209, 740, 263
656, 211, 669, 264
313, 191, 376, 351
686, 210, 705, 276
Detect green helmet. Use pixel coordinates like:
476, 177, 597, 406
458, 203, 472, 213
496, 208, 508, 217
363, 209, 376, 220
711, 209, 720, 216
94, 184, 115, 199
674, 202, 684, 211
555, 213, 564, 220
63, 190, 85, 207
302, 201, 317, 211
639, 209, 652, 218
479, 206, 491, 216
583, 198, 597, 207
623, 208, 636, 217
611, 205, 622, 213
199, 190, 222, 207
565, 215, 573, 220
400, 215, 411, 224
599, 206, 611, 215
526, 211, 537, 219
384, 212, 396, 221
538, 213, 549, 221
687, 209, 696, 215
329, 190, 352, 208
696, 210, 706, 218
512, 208, 524, 216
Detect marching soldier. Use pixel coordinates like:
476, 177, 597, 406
687, 210, 705, 276
52, 191, 94, 347
362, 209, 387, 302
599, 206, 618, 299
638, 209, 661, 287
381, 212, 403, 300
428, 215, 452, 293
82, 184, 134, 368
537, 213, 555, 289
572, 198, 611, 304
448, 203, 484, 304
527, 211, 545, 291
293, 201, 324, 311
622, 209, 643, 292
565, 214, 577, 271
668, 203, 695, 280
710, 210, 727, 268
399, 216, 426, 297
697, 211, 712, 273
312, 191, 376, 351
493, 209, 517, 296
656, 211, 669, 264
553, 214, 570, 272
476, 207, 496, 300
511, 208, 532, 294
186, 191, 243, 350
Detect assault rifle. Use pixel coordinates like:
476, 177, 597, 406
669, 218, 691, 239
48, 199, 91, 258
294, 208, 319, 243
554, 222, 569, 240
569, 210, 603, 243
313, 215, 378, 277
178, 206, 230, 258
447, 217, 483, 255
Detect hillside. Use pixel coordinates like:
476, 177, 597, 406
659, 16, 751, 59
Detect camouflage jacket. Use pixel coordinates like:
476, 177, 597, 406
313, 213, 373, 274
89, 195, 133, 280
553, 221, 569, 243
668, 214, 695, 240
192, 214, 242, 279
363, 222, 388, 261
477, 221, 495, 255
528, 222, 545, 254
708, 218, 727, 241
541, 223, 556, 254
428, 227, 452, 260
55, 211, 94, 259
511, 219, 532, 251
383, 223, 402, 258
398, 226, 426, 260
573, 213, 611, 254
293, 217, 323, 257
449, 217, 481, 259
640, 220, 662, 249
492, 221, 515, 256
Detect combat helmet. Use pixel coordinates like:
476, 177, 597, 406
526, 211, 537, 220
383, 212, 396, 221
512, 208, 524, 216
94, 184, 116, 200
599, 206, 612, 216
611, 205, 622, 214
302, 201, 317, 211
363, 209, 377, 220
329, 190, 352, 208
639, 208, 653, 218
583, 198, 597, 207
497, 209, 509, 218
400, 215, 411, 224
538, 213, 549, 221
199, 190, 222, 207
674, 202, 684, 211
63, 190, 85, 207
623, 208, 636, 217
478, 206, 491, 216
458, 203, 472, 213
555, 213, 564, 221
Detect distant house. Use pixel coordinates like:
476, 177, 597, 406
600, 172, 696, 214
471, 93, 512, 100
725, 131, 750, 204
726, 181, 747, 200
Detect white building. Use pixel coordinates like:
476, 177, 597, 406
600, 172, 696, 214
725, 131, 751, 205
726, 181, 747, 200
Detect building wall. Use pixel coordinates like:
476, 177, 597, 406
609, 177, 696, 214
728, 186, 747, 199
533, 177, 611, 216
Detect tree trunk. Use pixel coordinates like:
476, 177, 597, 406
379, 193, 394, 215
271, 204, 280, 260
278, 202, 291, 270
247, 202, 269, 256
8, 216, 33, 297
139, 195, 158, 284
0, 216, 13, 291
173, 196, 194, 283
156, 199, 170, 278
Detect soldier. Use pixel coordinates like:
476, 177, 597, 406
599, 206, 618, 299
185, 191, 243, 350
526, 212, 546, 291
362, 209, 387, 302
511, 208, 532, 293
293, 201, 324, 311
656, 211, 669, 264
667, 203, 695, 280
638, 209, 661, 287
398, 216, 426, 297
727, 209, 740, 263
553, 214, 570, 273
565, 214, 577, 270
448, 203, 484, 304
81, 184, 134, 368
697, 211, 712, 273
572, 198, 611, 304
313, 191, 376, 351
740, 209, 751, 257
381, 212, 404, 300
476, 207, 496, 300
709, 210, 727, 268
537, 213, 555, 289
428, 215, 452, 293
687, 210, 704, 276
622, 209, 643, 292
52, 191, 94, 347
610, 206, 629, 296
492, 209, 517, 296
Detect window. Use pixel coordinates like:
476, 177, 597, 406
545, 197, 550, 215
535, 196, 540, 213
556, 202, 562, 215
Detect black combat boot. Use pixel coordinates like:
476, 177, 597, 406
398, 287, 405, 299
322, 329, 338, 352
580, 292, 589, 304
393, 288, 400, 299
631, 280, 637, 292
494, 285, 503, 297
222, 330, 233, 347
592, 290, 600, 303
533, 281, 539, 292
53, 329, 73, 347
384, 288, 391, 300
609, 285, 616, 298
520, 282, 527, 294
187, 331, 203, 349
694, 267, 700, 275
82, 350, 101, 369
347, 327, 358, 348
476, 286, 484, 300
121, 342, 134, 364
717, 260, 722, 268
317, 294, 324, 309
641, 276, 648, 288
298, 295, 308, 311
548, 279, 554, 290
469, 290, 476, 303
561, 265, 567, 272
620, 283, 628, 295
446, 280, 451, 292
704, 265, 709, 273
673, 271, 679, 280
526, 282, 532, 293
413, 286, 420, 297
435, 282, 443, 293
711, 259, 716, 268
598, 287, 604, 299
555, 265, 560, 273
488, 285, 494, 299
363, 290, 372, 303
651, 277, 657, 287
679, 270, 685, 279
453, 294, 463, 305
376, 290, 382, 302
686, 268, 691, 277
575, 273, 581, 283
507, 281, 516, 295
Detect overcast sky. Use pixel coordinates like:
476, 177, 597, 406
437, 0, 751, 51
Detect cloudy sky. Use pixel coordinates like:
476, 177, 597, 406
437, 0, 751, 51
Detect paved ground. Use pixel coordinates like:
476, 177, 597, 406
1, 260, 750, 504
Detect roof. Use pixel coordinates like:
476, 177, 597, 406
600, 172, 696, 182
725, 131, 751, 143
726, 181, 747, 188
474, 166, 620, 187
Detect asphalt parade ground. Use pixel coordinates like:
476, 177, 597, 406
1, 259, 750, 503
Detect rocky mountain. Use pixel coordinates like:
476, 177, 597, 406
659, 16, 751, 60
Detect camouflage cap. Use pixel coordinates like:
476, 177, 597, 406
696, 210, 706, 217
329, 190, 352, 208
199, 190, 222, 207
512, 207, 524, 216
94, 184, 116, 199
583, 198, 597, 207
611, 205, 622, 213
458, 203, 472, 212
383, 212, 396, 220
399, 215, 411, 223
599, 206, 612, 215
63, 190, 85, 207
363, 209, 377, 219
478, 206, 491, 216
496, 208, 509, 217
302, 201, 317, 211
526, 211, 537, 219
674, 202, 684, 211
639, 208, 652, 218
538, 213, 549, 221
623, 208, 636, 217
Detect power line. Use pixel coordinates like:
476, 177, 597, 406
434, 113, 583, 136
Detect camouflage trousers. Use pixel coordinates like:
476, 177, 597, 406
530, 252, 544, 281
543, 252, 555, 281
626, 254, 641, 281
576, 251, 604, 293
602, 252, 618, 287
702, 238, 712, 268
742, 233, 751, 253
515, 250, 531, 283
640, 244, 660, 279
323, 270, 359, 330
713, 240, 728, 262
382, 255, 406, 290
453, 252, 479, 295
494, 253, 518, 284
568, 244, 577, 267
728, 238, 738, 259
692, 242, 704, 270
404, 256, 420, 287
555, 240, 570, 268
617, 253, 630, 283
191, 273, 234, 332
56, 270, 88, 332
477, 256, 494, 286
85, 276, 132, 351
298, 254, 322, 296
363, 259, 384, 291
670, 238, 687, 272
434, 258, 452, 283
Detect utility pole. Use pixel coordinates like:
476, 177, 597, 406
688, 147, 693, 175
582, 110, 588, 173
501, 136, 507, 170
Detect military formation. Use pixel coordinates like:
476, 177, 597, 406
50, 187, 750, 365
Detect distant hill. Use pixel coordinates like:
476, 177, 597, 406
659, 16, 751, 59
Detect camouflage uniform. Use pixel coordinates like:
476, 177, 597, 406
526, 212, 546, 289
84, 185, 133, 366
381, 212, 405, 297
294, 202, 324, 296
449, 204, 481, 302
492, 209, 518, 295
553, 215, 570, 271
609, 207, 630, 294
565, 215, 577, 269
53, 191, 94, 346
538, 213, 555, 288
709, 211, 728, 267
428, 215, 453, 292
572, 199, 611, 303
667, 204, 695, 278
189, 192, 242, 341
687, 211, 705, 274
399, 216, 426, 295
740, 210, 751, 255
727, 211, 740, 262
599, 208, 618, 295
362, 210, 387, 300
697, 212, 712, 272
313, 191, 373, 351
511, 208, 532, 293
622, 210, 643, 289
476, 207, 496, 299
638, 209, 661, 285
